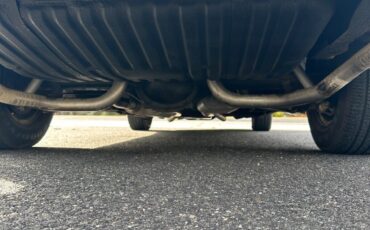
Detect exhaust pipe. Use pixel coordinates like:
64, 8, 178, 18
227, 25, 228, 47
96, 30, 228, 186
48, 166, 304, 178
0, 81, 127, 111
208, 43, 370, 108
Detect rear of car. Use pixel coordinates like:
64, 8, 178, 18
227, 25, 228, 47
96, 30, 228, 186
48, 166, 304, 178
0, 0, 370, 154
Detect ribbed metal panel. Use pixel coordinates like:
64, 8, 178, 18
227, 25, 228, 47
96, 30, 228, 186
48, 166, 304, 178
0, 0, 334, 83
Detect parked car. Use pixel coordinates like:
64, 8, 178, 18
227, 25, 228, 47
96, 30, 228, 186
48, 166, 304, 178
1, 0, 370, 154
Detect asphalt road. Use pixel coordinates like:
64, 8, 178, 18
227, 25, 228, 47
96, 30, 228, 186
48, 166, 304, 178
0, 116, 369, 229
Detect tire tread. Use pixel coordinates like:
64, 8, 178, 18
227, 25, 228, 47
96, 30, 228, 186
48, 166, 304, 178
128, 115, 152, 131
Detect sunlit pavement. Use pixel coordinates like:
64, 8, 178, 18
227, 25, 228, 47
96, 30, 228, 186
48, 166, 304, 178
37, 116, 310, 149
0, 116, 369, 229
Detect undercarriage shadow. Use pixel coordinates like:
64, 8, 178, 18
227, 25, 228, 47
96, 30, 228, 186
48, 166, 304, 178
29, 130, 323, 157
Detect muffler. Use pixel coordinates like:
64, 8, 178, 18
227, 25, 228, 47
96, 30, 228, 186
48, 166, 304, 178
208, 43, 370, 108
197, 97, 237, 116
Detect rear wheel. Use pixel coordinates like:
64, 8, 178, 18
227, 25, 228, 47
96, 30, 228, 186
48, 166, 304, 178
0, 70, 53, 149
0, 104, 53, 149
308, 71, 370, 154
252, 113, 272, 131
128, 115, 153, 131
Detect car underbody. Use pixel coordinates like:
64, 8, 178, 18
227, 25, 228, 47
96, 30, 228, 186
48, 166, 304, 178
1, 0, 370, 153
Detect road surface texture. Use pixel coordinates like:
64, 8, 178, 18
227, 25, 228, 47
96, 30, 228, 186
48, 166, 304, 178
0, 116, 369, 229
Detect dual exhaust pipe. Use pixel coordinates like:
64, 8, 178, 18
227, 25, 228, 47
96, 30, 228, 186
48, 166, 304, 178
0, 43, 370, 111
207, 43, 370, 109
0, 81, 126, 111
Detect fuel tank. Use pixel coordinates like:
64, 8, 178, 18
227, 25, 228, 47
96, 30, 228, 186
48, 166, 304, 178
0, 0, 334, 83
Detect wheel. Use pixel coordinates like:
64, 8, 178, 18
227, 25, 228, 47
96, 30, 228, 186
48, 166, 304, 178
128, 115, 153, 131
0, 69, 53, 149
252, 113, 272, 131
0, 104, 53, 149
307, 71, 370, 154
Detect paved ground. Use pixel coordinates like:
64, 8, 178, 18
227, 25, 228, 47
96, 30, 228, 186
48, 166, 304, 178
0, 116, 369, 229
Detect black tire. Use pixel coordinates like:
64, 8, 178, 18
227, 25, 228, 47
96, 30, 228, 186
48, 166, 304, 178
128, 115, 153, 131
308, 71, 370, 154
0, 104, 53, 149
252, 113, 272, 131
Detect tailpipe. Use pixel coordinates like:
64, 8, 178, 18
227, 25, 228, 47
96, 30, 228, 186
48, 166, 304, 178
208, 43, 370, 108
0, 81, 127, 111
